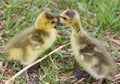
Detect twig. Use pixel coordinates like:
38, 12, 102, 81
48, 0, 58, 8
0, 46, 4, 54
5, 42, 70, 84
75, 78, 85, 84
111, 39, 120, 46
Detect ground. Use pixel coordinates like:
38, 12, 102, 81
0, 0, 120, 84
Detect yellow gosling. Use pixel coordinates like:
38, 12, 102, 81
60, 9, 116, 84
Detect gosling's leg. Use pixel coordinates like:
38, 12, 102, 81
98, 78, 104, 84
23, 65, 33, 84
23, 65, 41, 84
24, 70, 33, 84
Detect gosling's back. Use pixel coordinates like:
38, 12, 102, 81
4, 11, 58, 65
4, 27, 57, 65
71, 34, 116, 80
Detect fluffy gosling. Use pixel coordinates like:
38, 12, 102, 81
4, 11, 59, 83
60, 9, 116, 84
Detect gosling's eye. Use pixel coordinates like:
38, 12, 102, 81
62, 17, 67, 20
51, 21, 55, 24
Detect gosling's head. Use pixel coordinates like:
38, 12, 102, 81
35, 11, 60, 31
60, 9, 80, 27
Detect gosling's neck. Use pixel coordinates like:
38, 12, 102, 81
71, 21, 86, 37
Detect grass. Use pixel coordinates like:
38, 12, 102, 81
0, 0, 120, 84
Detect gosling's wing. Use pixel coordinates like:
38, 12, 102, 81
5, 27, 35, 49
28, 29, 49, 44
28, 29, 50, 50
79, 36, 113, 65
79, 36, 116, 79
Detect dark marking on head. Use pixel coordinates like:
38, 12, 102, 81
65, 10, 75, 18
45, 12, 55, 20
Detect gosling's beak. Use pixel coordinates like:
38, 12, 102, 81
54, 14, 63, 26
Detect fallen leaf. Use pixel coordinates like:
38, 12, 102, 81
11, 13, 19, 19
0, 20, 6, 30
0, 31, 9, 37
75, 78, 85, 84
5, 69, 15, 76
111, 39, 120, 46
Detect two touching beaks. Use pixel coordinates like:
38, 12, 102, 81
44, 9, 76, 27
